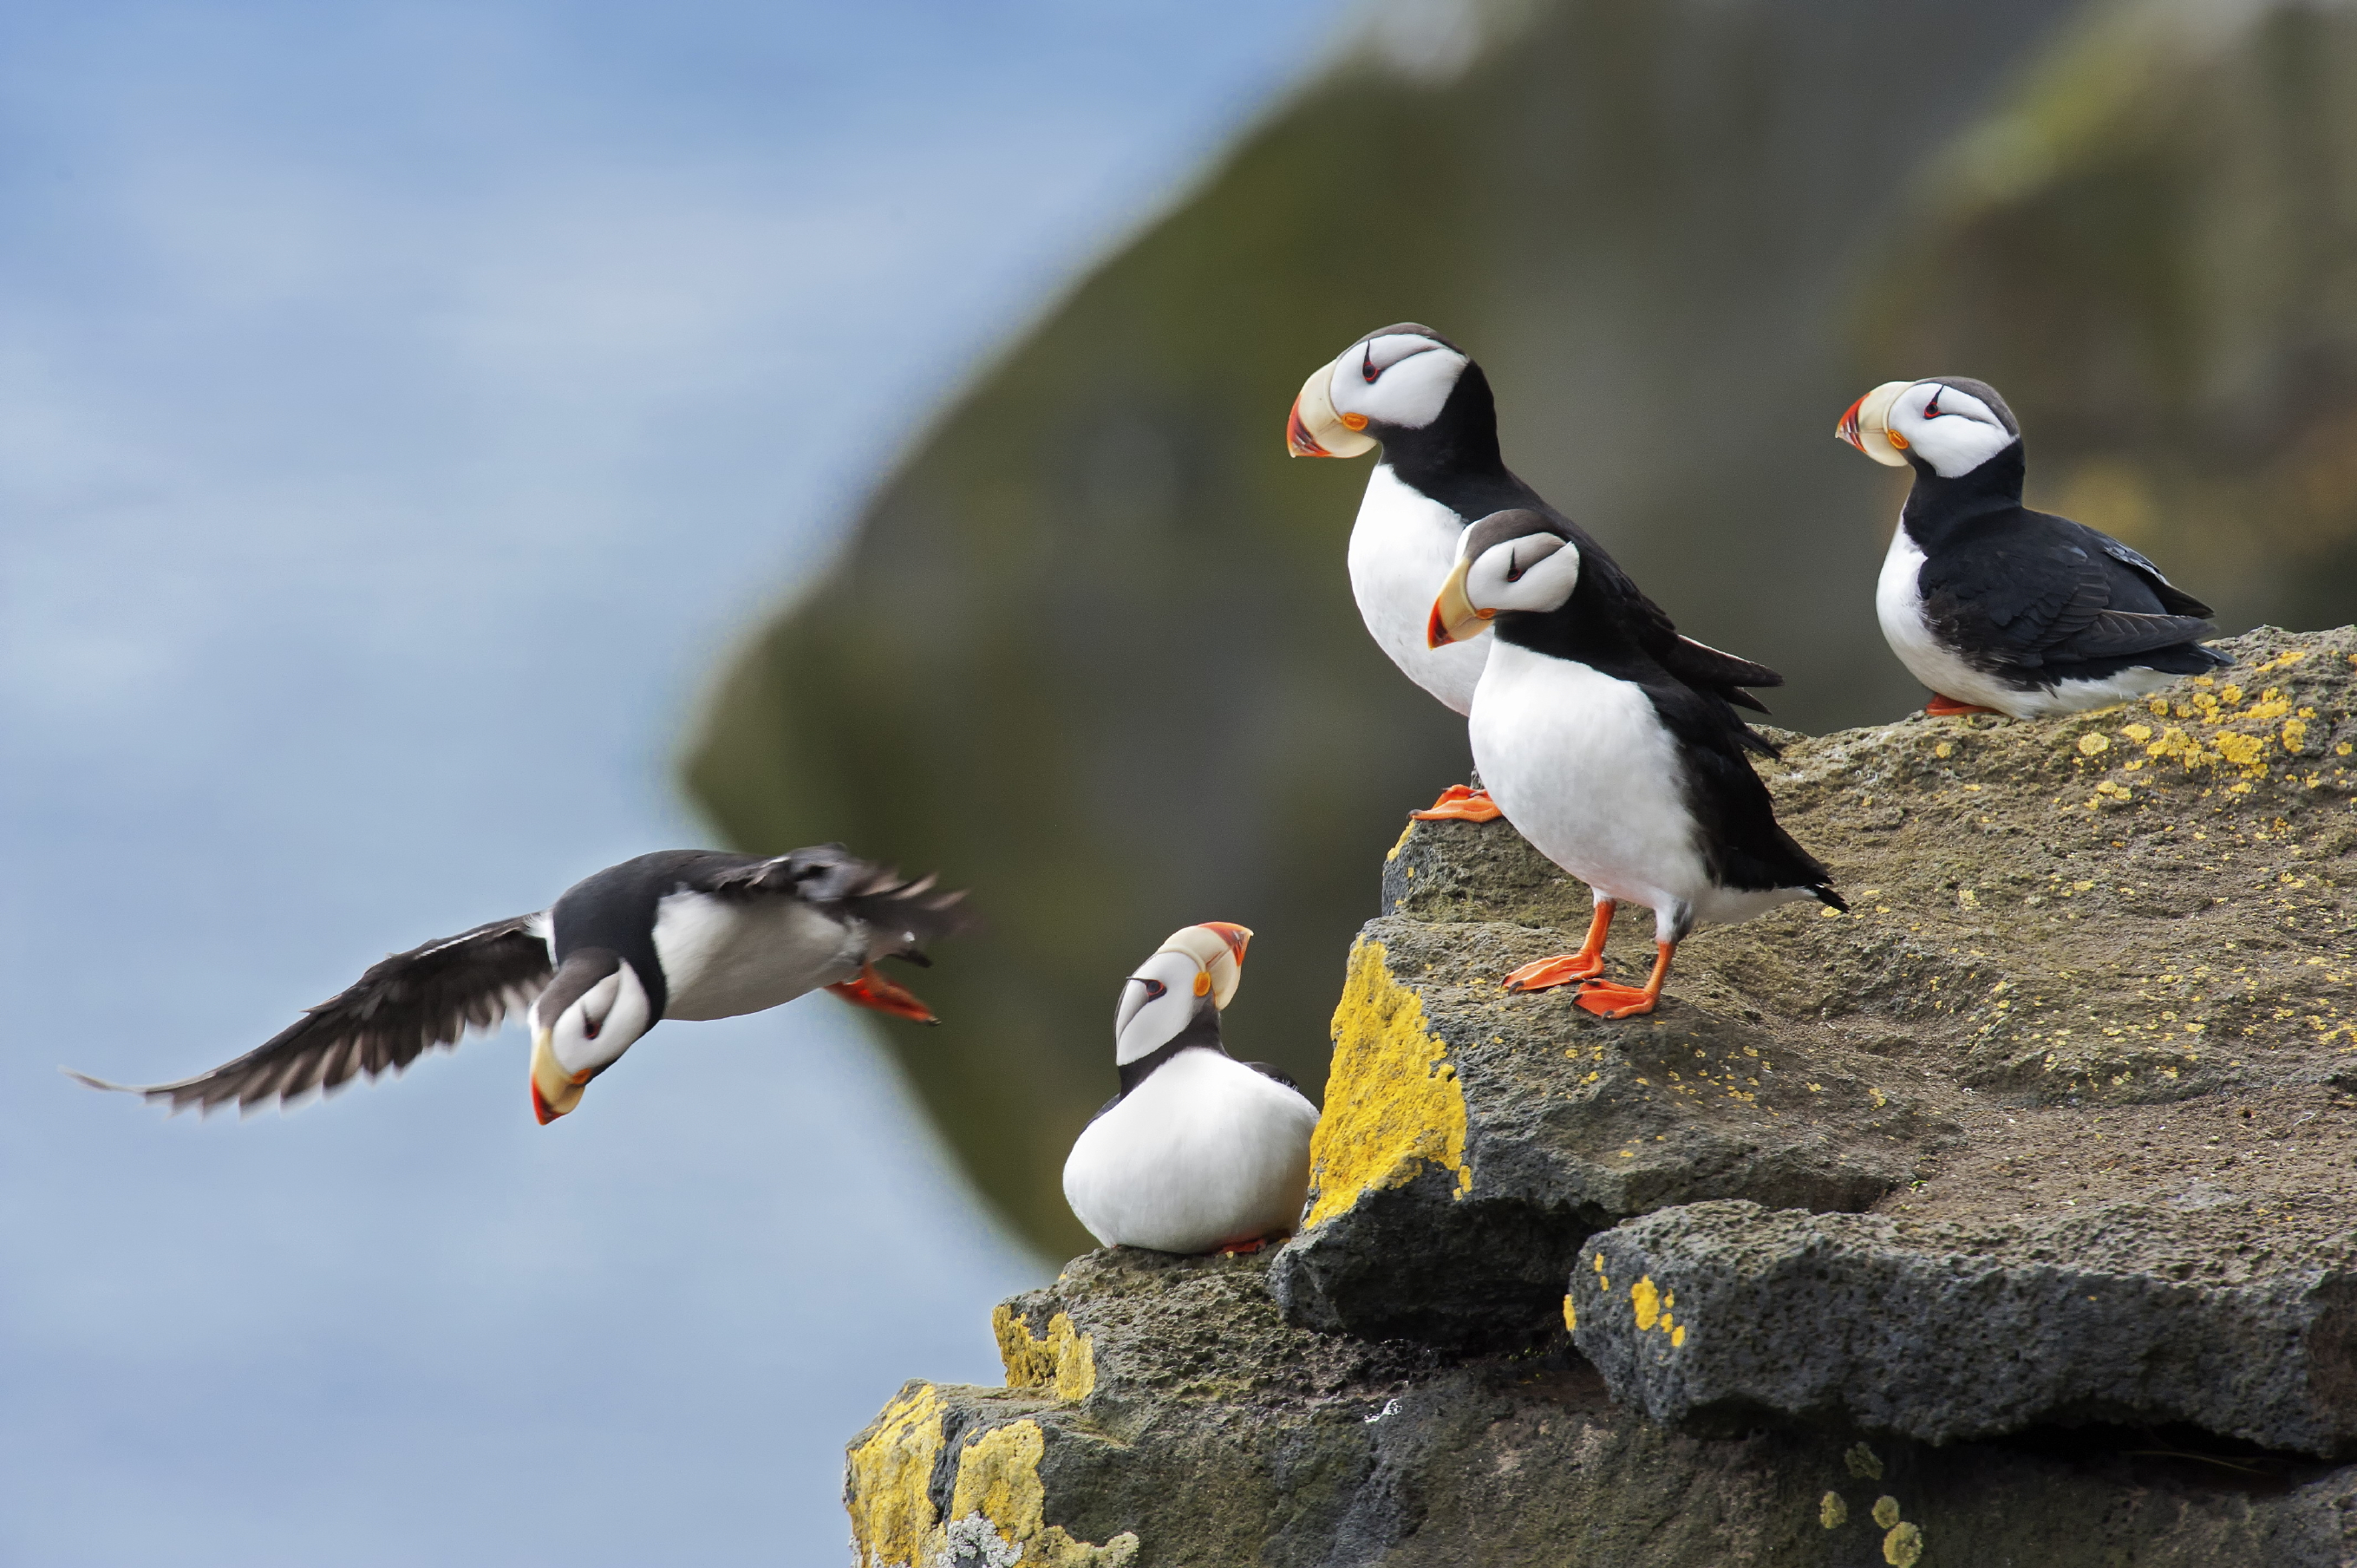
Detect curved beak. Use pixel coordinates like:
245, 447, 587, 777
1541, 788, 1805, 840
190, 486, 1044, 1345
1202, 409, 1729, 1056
528, 1028, 589, 1126
1835, 381, 1915, 467
1285, 358, 1377, 460
1427, 557, 1495, 648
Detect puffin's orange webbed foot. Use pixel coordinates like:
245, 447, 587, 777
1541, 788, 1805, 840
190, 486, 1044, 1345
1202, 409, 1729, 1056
1924, 694, 1999, 716
826, 963, 940, 1024
1503, 954, 1604, 992
1411, 784, 1505, 822
1576, 982, 1660, 1019
1213, 1233, 1280, 1256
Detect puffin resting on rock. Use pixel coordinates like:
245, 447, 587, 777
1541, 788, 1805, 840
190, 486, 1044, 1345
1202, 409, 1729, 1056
1429, 509, 1845, 1018
1285, 323, 1783, 824
1061, 923, 1317, 1255
1837, 376, 2229, 717
69, 846, 968, 1124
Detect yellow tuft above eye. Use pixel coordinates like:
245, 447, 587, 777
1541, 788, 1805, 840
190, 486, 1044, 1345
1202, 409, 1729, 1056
1194, 970, 1212, 997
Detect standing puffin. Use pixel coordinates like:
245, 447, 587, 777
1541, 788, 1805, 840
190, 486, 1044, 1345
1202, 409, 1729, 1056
1429, 510, 1845, 1017
1288, 323, 1783, 819
1061, 923, 1317, 1255
1837, 376, 2229, 716
69, 846, 968, 1124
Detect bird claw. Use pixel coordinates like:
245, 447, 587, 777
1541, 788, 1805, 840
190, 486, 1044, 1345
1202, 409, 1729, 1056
1411, 784, 1505, 823
1575, 981, 1660, 1019
1502, 954, 1605, 992
1924, 694, 1999, 716
826, 964, 941, 1024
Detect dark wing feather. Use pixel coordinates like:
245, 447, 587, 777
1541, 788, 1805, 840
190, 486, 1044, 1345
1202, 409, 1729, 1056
66, 915, 552, 1115
1921, 512, 2219, 670
1244, 1061, 1306, 1094
689, 843, 972, 956
1589, 549, 1783, 714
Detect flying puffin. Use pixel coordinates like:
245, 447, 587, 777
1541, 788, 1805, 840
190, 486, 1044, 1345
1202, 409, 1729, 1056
1061, 923, 1317, 1255
1287, 323, 1783, 820
1837, 376, 2230, 716
1428, 510, 1845, 1017
69, 846, 968, 1124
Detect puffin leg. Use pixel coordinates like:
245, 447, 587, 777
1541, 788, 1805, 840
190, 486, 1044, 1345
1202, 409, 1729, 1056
1502, 900, 1616, 991
1577, 940, 1674, 1019
1411, 783, 1504, 822
1212, 1232, 1282, 1256
826, 963, 941, 1024
1924, 693, 2000, 716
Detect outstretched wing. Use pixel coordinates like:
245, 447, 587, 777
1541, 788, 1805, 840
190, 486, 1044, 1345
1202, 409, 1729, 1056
689, 844, 972, 957
68, 914, 552, 1115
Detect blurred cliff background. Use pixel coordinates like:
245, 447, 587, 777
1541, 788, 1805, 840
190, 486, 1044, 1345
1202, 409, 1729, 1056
689, 0, 2357, 1259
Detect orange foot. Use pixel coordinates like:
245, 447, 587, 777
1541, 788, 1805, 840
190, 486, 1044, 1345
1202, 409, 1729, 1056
1925, 693, 1999, 715
1213, 1232, 1280, 1256
1577, 982, 1661, 1020
1411, 784, 1504, 822
1503, 954, 1605, 992
826, 963, 940, 1024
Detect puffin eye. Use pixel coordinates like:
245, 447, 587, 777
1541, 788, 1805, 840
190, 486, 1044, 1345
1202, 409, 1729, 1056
1505, 547, 1527, 583
1361, 344, 1380, 383
1132, 977, 1167, 1002
1923, 389, 1944, 419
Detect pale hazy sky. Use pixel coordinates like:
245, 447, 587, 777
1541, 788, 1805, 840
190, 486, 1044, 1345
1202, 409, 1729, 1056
0, 3, 1345, 1561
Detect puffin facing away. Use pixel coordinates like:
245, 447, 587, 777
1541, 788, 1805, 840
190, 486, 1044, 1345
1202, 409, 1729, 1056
1061, 923, 1317, 1255
1430, 510, 1845, 1018
69, 846, 968, 1124
1838, 376, 2229, 716
1288, 323, 1783, 820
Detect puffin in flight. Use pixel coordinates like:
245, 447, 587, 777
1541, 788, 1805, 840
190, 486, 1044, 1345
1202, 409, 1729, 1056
1837, 376, 2229, 716
69, 846, 967, 1124
1061, 923, 1317, 1255
1429, 509, 1845, 1017
1287, 323, 1785, 820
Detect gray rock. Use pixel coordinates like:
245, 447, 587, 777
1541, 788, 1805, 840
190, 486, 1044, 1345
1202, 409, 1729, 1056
1572, 1199, 2357, 1454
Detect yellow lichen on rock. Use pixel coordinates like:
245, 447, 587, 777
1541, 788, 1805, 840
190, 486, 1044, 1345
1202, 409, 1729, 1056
1820, 1490, 1849, 1528
1884, 1519, 1925, 1566
1631, 1276, 1662, 1331
946, 1421, 1140, 1567
846, 1382, 948, 1568
992, 1305, 1096, 1402
1301, 938, 1471, 1230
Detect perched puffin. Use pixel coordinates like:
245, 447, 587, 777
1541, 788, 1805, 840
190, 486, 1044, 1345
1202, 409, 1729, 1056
1061, 923, 1317, 1255
1429, 510, 1845, 1017
1837, 376, 2229, 716
69, 846, 968, 1124
1288, 323, 1783, 820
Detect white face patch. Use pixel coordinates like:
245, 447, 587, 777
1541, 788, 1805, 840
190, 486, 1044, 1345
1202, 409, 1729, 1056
1463, 532, 1581, 615
537, 960, 653, 1076
1114, 948, 1205, 1065
1885, 382, 2014, 478
1329, 333, 1469, 432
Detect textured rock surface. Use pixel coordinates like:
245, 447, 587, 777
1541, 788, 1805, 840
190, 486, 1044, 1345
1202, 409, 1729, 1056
1277, 626, 2357, 1355
846, 1250, 2357, 1566
850, 629, 2357, 1563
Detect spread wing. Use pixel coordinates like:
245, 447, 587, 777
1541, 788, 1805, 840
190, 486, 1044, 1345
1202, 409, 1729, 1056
688, 843, 972, 957
67, 914, 552, 1115
1922, 513, 2217, 669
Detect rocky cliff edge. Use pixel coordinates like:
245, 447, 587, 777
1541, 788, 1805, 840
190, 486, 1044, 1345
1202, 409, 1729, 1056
846, 628, 2357, 1566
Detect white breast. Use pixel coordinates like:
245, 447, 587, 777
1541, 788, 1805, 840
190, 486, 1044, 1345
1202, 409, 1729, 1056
650, 893, 864, 1021
1346, 464, 1491, 715
1472, 640, 1742, 937
1061, 1050, 1318, 1254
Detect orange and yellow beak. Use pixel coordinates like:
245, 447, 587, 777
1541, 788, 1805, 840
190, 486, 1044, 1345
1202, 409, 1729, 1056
1285, 358, 1377, 460
1427, 557, 1494, 648
529, 1028, 590, 1125
1835, 381, 1915, 467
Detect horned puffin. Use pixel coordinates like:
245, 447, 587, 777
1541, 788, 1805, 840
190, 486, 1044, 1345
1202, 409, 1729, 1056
1061, 923, 1317, 1255
1288, 323, 1783, 820
69, 846, 968, 1124
1837, 376, 2229, 716
1429, 510, 1845, 1017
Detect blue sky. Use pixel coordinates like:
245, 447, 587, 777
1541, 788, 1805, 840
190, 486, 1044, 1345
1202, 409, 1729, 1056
0, 3, 1344, 1561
